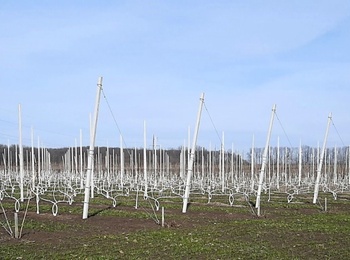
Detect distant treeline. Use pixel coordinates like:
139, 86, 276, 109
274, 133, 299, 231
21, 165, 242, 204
1, 144, 349, 173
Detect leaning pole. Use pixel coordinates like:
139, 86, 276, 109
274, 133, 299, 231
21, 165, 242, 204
256, 104, 276, 216
313, 113, 332, 204
83, 77, 103, 219
182, 93, 205, 213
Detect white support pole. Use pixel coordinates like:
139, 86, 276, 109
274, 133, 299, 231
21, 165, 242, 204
333, 145, 337, 185
7, 141, 10, 176
180, 144, 184, 179
277, 136, 280, 190
298, 140, 302, 186
120, 134, 124, 190
90, 116, 95, 199
201, 146, 204, 184
161, 207, 165, 227
256, 104, 276, 216
80, 129, 83, 189
106, 142, 110, 184
221, 131, 225, 193
18, 104, 24, 202
153, 135, 157, 176
313, 113, 332, 204
31, 127, 35, 188
143, 121, 148, 198
37, 137, 41, 184
231, 143, 234, 184
82, 76, 103, 219
182, 93, 205, 213
209, 143, 212, 187
348, 145, 350, 185
134, 147, 138, 186
251, 135, 255, 191
188, 126, 191, 177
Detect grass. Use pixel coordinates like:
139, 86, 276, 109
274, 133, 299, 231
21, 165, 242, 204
1, 192, 350, 259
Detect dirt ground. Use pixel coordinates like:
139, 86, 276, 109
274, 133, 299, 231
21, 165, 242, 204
2, 195, 350, 259
1, 201, 255, 245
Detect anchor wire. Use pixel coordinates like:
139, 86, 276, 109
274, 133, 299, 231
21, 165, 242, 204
101, 89, 132, 158
331, 118, 345, 147
274, 111, 294, 148
203, 102, 222, 145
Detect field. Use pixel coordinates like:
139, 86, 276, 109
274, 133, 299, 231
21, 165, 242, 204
1, 191, 350, 259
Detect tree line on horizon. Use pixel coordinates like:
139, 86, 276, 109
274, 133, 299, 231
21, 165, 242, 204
0, 144, 349, 175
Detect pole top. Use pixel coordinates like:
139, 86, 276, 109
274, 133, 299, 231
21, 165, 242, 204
97, 76, 103, 86
272, 104, 277, 111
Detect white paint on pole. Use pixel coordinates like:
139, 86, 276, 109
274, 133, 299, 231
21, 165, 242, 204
120, 134, 124, 189
313, 113, 332, 204
82, 76, 103, 219
277, 136, 280, 190
256, 104, 276, 216
182, 93, 205, 213
231, 143, 234, 184
298, 140, 302, 186
18, 104, 24, 202
348, 145, 350, 185
209, 143, 212, 186
221, 131, 225, 193
134, 147, 138, 185
188, 126, 191, 176
80, 129, 83, 189
180, 143, 184, 179
37, 137, 41, 184
31, 127, 35, 188
333, 145, 337, 185
251, 135, 255, 191
143, 120, 148, 198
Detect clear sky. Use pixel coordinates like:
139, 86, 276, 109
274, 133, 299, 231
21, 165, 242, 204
1, 1, 350, 152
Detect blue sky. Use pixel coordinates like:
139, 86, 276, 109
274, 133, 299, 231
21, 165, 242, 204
1, 1, 350, 152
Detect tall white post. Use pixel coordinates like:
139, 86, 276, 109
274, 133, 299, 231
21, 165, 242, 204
37, 137, 41, 184
18, 104, 24, 202
134, 147, 138, 185
80, 129, 83, 189
313, 113, 332, 204
221, 132, 225, 193
231, 143, 234, 184
120, 134, 124, 189
143, 121, 148, 198
7, 141, 10, 175
82, 76, 103, 219
75, 139, 78, 180
276, 136, 280, 190
256, 104, 276, 216
182, 93, 205, 213
180, 144, 184, 179
298, 140, 302, 186
333, 145, 337, 185
209, 143, 212, 186
31, 127, 35, 188
106, 142, 110, 185
251, 135, 255, 191
348, 145, 350, 185
186, 126, 190, 182
153, 135, 157, 176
